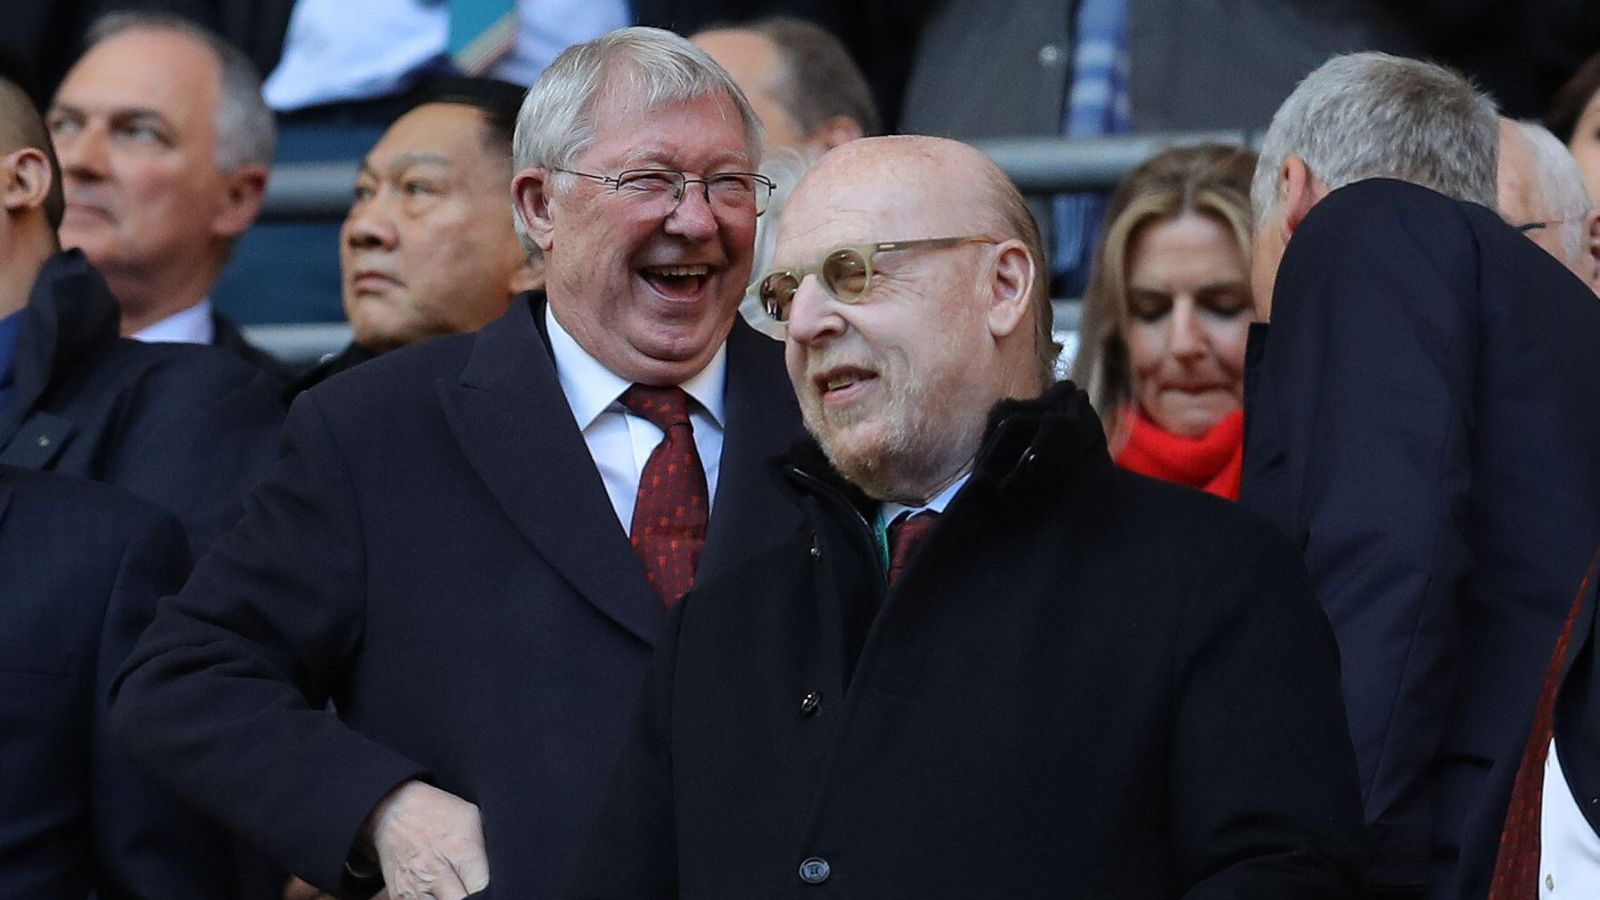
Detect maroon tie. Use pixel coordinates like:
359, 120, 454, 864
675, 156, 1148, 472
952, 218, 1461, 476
887, 511, 940, 587
1487, 554, 1600, 899
620, 385, 708, 608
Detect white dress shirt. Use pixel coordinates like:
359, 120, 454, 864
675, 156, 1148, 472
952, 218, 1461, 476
264, 0, 448, 111
879, 474, 970, 532
1540, 737, 1600, 896
490, 0, 630, 86
130, 300, 215, 345
546, 306, 725, 536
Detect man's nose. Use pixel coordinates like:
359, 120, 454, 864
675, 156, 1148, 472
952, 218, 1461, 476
55, 121, 109, 181
1168, 298, 1207, 361
663, 182, 721, 241
783, 275, 844, 345
343, 192, 398, 251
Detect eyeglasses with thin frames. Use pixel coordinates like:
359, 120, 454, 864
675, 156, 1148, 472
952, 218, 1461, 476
553, 166, 776, 215
752, 236, 999, 323
1514, 218, 1584, 233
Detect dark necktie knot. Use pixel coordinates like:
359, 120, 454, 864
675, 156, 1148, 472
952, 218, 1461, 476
621, 384, 692, 431
887, 510, 941, 587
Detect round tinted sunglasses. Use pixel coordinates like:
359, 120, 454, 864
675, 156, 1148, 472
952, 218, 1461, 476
753, 235, 998, 322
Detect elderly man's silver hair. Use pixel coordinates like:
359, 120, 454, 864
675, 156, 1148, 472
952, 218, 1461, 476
513, 26, 764, 176
86, 12, 276, 171
1512, 119, 1595, 264
510, 26, 765, 252
1251, 52, 1499, 223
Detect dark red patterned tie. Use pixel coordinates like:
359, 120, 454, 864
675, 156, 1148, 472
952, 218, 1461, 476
1487, 555, 1600, 899
887, 511, 940, 587
620, 385, 708, 608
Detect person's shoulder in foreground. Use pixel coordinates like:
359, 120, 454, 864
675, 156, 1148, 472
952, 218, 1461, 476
0, 465, 236, 897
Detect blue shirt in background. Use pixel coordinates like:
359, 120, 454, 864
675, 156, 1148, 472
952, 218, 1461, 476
0, 309, 23, 420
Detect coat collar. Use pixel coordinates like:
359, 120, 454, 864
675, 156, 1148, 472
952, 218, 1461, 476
782, 380, 1108, 517
439, 292, 803, 645
0, 251, 120, 444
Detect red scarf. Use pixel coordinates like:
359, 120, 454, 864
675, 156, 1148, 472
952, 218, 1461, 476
1115, 407, 1244, 500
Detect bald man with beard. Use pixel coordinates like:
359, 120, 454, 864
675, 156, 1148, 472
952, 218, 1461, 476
566, 135, 1366, 900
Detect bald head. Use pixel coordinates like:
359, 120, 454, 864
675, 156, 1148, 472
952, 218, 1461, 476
775, 136, 1049, 503
1498, 118, 1600, 293
0, 77, 63, 230
786, 136, 1055, 383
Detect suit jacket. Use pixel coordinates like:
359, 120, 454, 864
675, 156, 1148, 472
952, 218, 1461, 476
283, 341, 380, 403
1239, 179, 1600, 895
899, 0, 1417, 244
0, 466, 236, 898
112, 293, 805, 898
0, 251, 286, 555
568, 383, 1369, 899
211, 309, 296, 387
901, 0, 1414, 138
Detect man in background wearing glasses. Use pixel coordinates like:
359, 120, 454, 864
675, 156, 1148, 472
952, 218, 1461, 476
111, 27, 803, 900
565, 134, 1368, 899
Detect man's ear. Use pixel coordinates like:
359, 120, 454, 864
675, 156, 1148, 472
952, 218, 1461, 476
985, 239, 1035, 340
2, 147, 54, 215
211, 163, 268, 240
804, 116, 865, 154
1278, 155, 1322, 240
511, 168, 557, 254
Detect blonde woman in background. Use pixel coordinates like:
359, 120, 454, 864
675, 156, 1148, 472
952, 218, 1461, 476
1072, 144, 1258, 499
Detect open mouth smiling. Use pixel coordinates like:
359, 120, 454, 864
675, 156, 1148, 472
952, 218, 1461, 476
640, 264, 712, 299
813, 366, 878, 406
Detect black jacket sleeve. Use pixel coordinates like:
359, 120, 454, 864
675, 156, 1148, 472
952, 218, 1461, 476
110, 392, 426, 894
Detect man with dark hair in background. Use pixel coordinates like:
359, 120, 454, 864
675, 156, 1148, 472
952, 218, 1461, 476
289, 77, 543, 397
48, 12, 289, 381
691, 16, 879, 157
0, 71, 282, 555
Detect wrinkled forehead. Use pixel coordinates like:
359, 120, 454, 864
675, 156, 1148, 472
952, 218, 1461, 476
581, 81, 753, 167
60, 29, 221, 112
374, 104, 495, 164
776, 159, 967, 263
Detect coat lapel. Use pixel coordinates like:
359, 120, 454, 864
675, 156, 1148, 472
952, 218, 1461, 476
1238, 322, 1298, 542
437, 297, 663, 645
0, 413, 74, 469
0, 252, 118, 449
698, 321, 805, 583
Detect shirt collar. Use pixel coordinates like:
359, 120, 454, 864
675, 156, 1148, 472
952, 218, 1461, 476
130, 299, 215, 344
879, 472, 971, 530
545, 304, 727, 428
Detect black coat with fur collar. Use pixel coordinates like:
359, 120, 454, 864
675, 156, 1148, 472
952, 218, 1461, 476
568, 382, 1369, 899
